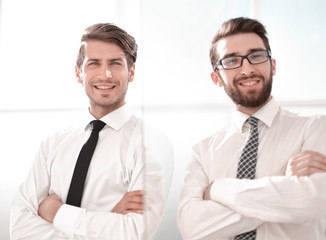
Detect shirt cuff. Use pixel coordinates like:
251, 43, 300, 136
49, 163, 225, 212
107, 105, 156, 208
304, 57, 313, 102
210, 178, 240, 204
53, 204, 82, 237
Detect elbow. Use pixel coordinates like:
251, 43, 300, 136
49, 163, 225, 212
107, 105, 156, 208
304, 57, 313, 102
177, 215, 197, 240
177, 204, 205, 240
301, 180, 326, 221
301, 195, 326, 221
288, 181, 326, 223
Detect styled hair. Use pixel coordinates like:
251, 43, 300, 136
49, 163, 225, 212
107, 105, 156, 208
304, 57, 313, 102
76, 23, 137, 70
209, 17, 271, 69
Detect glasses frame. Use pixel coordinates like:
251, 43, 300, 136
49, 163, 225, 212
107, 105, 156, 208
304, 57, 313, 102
214, 50, 271, 71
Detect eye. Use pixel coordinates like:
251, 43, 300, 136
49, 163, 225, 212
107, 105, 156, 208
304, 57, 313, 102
250, 52, 265, 60
111, 61, 121, 65
223, 57, 240, 66
88, 61, 98, 66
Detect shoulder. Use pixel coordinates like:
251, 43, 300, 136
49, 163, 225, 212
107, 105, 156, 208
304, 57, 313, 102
138, 117, 173, 148
41, 124, 84, 149
304, 113, 326, 135
308, 113, 326, 125
123, 115, 173, 151
278, 109, 326, 150
193, 125, 235, 156
279, 108, 326, 127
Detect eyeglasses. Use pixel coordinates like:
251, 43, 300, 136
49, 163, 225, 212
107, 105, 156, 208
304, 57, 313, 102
214, 50, 271, 70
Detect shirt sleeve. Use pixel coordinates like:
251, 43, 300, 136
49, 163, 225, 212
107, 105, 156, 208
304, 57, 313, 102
53, 204, 147, 239
209, 115, 326, 225
302, 114, 326, 154
177, 147, 263, 240
53, 126, 173, 240
10, 138, 68, 240
210, 173, 326, 224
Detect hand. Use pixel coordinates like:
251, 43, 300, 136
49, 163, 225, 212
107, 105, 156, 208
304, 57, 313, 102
38, 194, 63, 223
112, 190, 144, 215
203, 182, 214, 200
286, 151, 326, 177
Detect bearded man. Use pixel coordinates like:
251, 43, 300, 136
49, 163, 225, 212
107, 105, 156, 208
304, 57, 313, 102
178, 17, 326, 240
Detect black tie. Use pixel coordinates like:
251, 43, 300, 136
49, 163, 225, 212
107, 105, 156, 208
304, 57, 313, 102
234, 117, 259, 240
66, 120, 106, 207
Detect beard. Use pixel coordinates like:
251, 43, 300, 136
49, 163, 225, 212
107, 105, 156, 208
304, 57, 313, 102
221, 71, 273, 108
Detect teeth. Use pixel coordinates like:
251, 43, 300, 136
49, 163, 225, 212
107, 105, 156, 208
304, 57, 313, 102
97, 86, 114, 89
242, 81, 257, 87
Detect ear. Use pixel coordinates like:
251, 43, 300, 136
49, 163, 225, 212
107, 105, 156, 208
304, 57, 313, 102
271, 58, 276, 76
128, 63, 136, 83
211, 71, 223, 87
75, 66, 83, 84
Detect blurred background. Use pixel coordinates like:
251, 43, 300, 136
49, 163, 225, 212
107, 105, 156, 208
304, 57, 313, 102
1, 0, 326, 239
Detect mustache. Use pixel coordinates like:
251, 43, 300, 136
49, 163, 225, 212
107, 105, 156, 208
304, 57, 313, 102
92, 80, 116, 84
234, 74, 264, 84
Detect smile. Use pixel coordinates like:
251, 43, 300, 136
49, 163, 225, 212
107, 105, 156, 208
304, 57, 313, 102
239, 79, 260, 87
95, 85, 115, 89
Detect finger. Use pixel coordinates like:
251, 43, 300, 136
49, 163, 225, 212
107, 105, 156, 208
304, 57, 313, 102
126, 190, 144, 197
291, 160, 326, 172
289, 153, 312, 166
125, 202, 144, 211
122, 209, 143, 215
308, 152, 326, 166
289, 152, 326, 168
122, 191, 143, 201
123, 191, 144, 203
128, 195, 144, 204
287, 154, 326, 176
50, 194, 62, 202
302, 150, 326, 158
289, 150, 322, 161
291, 167, 325, 177
288, 166, 320, 177
291, 156, 326, 172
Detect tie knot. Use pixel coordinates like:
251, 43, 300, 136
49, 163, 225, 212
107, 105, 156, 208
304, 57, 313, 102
90, 120, 106, 132
247, 117, 258, 128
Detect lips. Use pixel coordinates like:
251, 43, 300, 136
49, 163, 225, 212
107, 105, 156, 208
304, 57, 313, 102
95, 85, 115, 89
236, 75, 263, 88
94, 82, 116, 91
239, 80, 259, 87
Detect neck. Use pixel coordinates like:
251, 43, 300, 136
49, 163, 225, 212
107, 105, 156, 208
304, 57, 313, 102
89, 102, 125, 119
236, 96, 272, 116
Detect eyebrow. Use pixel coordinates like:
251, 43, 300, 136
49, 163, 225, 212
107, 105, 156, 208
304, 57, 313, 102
86, 58, 99, 62
86, 57, 125, 63
109, 58, 124, 63
222, 48, 267, 59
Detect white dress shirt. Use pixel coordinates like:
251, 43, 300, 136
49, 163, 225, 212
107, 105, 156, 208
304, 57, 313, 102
10, 105, 174, 240
178, 97, 326, 240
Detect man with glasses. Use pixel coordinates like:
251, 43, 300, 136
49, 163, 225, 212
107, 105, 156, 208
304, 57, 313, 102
178, 17, 326, 239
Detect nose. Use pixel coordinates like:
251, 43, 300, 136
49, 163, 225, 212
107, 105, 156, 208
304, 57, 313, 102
106, 69, 112, 78
240, 58, 255, 76
98, 66, 112, 79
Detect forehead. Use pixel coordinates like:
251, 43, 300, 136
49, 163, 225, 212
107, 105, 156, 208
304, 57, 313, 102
83, 40, 126, 60
216, 33, 266, 59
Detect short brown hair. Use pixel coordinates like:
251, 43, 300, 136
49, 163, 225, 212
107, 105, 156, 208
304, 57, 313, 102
209, 17, 271, 70
76, 23, 137, 70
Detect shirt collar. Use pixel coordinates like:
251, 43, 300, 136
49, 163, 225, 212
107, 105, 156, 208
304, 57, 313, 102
84, 104, 133, 131
235, 97, 279, 133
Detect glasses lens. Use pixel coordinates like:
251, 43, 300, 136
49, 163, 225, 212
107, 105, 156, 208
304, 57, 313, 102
248, 51, 268, 64
218, 50, 270, 70
221, 56, 242, 69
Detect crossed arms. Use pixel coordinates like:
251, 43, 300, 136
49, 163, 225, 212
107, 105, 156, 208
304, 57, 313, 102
38, 190, 144, 223
178, 151, 326, 240
11, 161, 162, 240
10, 139, 169, 240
